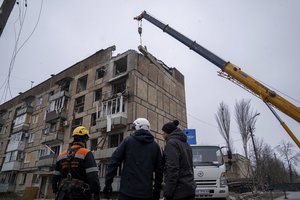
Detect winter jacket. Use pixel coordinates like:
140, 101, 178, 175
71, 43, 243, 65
52, 143, 100, 199
105, 129, 163, 199
163, 128, 196, 200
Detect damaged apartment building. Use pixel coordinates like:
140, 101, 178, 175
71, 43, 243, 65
0, 45, 187, 199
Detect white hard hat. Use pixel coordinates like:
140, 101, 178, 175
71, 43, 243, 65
132, 118, 150, 131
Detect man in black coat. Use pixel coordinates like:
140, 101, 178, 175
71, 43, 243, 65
162, 120, 196, 200
103, 118, 163, 200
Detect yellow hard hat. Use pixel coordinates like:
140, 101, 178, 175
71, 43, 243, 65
72, 126, 90, 137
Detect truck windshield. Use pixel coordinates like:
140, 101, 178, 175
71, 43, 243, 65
192, 146, 224, 166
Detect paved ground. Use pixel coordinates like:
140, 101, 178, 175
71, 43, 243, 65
274, 191, 300, 200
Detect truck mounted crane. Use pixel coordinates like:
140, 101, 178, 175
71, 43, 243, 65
134, 11, 300, 148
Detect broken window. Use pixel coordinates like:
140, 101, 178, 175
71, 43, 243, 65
115, 56, 127, 75
76, 75, 88, 93
60, 81, 71, 92
112, 79, 126, 95
108, 133, 123, 148
74, 95, 85, 113
96, 67, 105, 79
94, 89, 102, 102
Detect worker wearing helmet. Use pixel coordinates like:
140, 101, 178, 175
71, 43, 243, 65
103, 118, 163, 200
52, 126, 100, 200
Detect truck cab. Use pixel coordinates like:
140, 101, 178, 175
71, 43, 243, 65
191, 145, 229, 199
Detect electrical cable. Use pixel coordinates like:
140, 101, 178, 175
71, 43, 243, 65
1, 0, 43, 104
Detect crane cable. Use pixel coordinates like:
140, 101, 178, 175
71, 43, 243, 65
137, 20, 143, 46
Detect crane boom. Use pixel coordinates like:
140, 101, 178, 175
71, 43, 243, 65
134, 11, 300, 147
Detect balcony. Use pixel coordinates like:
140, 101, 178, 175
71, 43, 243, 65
1, 161, 21, 172
96, 95, 127, 130
12, 123, 29, 133
94, 147, 117, 159
49, 91, 70, 102
16, 106, 33, 116
6, 140, 25, 152
41, 131, 64, 144
97, 116, 127, 130
36, 154, 57, 167
45, 110, 67, 122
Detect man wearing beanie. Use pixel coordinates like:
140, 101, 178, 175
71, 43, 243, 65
162, 120, 196, 200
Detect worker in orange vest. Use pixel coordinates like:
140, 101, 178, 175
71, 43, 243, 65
52, 126, 100, 200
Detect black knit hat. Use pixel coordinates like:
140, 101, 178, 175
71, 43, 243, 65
162, 120, 179, 134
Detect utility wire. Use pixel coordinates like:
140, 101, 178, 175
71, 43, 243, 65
1, 1, 27, 102
255, 77, 300, 104
187, 113, 240, 134
1, 0, 43, 104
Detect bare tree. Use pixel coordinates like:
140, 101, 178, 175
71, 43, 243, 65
252, 140, 289, 189
215, 102, 233, 151
234, 99, 257, 159
278, 140, 300, 183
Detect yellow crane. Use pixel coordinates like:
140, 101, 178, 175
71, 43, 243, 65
134, 11, 300, 148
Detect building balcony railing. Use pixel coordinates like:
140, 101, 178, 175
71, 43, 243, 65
1, 161, 21, 172
94, 147, 117, 159
45, 110, 67, 123
16, 106, 33, 117
96, 95, 127, 130
41, 131, 64, 144
36, 154, 57, 168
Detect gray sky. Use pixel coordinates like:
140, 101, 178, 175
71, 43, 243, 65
0, 0, 299, 163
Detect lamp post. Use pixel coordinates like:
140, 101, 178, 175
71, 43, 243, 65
272, 145, 280, 161
248, 113, 260, 167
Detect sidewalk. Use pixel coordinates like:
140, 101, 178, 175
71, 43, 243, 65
274, 191, 300, 200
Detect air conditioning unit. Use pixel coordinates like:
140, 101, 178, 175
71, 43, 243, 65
63, 121, 69, 127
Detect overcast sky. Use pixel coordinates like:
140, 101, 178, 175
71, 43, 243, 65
0, 0, 299, 165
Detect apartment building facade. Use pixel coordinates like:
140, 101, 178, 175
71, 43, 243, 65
0, 45, 187, 199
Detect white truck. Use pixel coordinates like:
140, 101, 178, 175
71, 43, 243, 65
191, 145, 229, 199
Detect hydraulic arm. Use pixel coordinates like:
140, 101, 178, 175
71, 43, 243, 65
134, 11, 300, 147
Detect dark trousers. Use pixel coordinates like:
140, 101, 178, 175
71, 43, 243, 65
118, 193, 152, 200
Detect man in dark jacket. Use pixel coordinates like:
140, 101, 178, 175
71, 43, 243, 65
103, 118, 163, 200
52, 126, 100, 200
162, 120, 196, 200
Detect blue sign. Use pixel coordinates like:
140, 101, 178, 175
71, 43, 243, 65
184, 129, 196, 144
